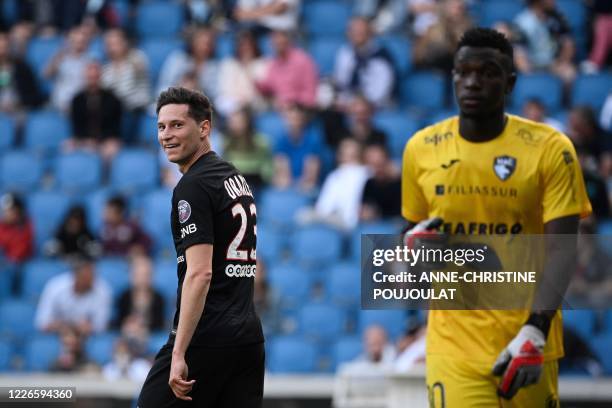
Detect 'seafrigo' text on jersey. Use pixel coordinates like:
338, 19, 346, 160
402, 115, 592, 364
170, 152, 263, 347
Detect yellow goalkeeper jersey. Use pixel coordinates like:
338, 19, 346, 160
401, 114, 592, 364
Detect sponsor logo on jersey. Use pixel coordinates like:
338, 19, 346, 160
493, 156, 517, 181
177, 255, 185, 264
434, 184, 518, 198
562, 150, 573, 164
516, 128, 542, 145
442, 222, 523, 235
424, 132, 453, 146
178, 200, 191, 224
225, 263, 256, 278
224, 174, 254, 200
180, 223, 197, 238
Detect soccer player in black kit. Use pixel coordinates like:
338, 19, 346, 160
137, 87, 264, 407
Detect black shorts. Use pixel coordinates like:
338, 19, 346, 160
137, 341, 265, 408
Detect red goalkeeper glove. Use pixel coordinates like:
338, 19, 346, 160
492, 324, 546, 399
403, 218, 444, 249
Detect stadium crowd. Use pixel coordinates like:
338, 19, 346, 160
0, 0, 611, 378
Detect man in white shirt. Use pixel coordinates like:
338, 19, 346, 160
234, 0, 300, 33
35, 256, 112, 336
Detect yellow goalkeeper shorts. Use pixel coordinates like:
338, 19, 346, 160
426, 355, 559, 408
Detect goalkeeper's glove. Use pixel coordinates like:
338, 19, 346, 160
403, 217, 444, 249
492, 323, 546, 399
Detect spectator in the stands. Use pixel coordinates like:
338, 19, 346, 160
412, 0, 472, 73
217, 30, 269, 116
273, 103, 322, 191
601, 93, 612, 133
51, 326, 93, 373
575, 149, 610, 220
67, 61, 123, 161
394, 321, 427, 372
233, 0, 300, 35
567, 218, 612, 307
102, 336, 151, 381
0, 193, 33, 264
257, 30, 318, 109
333, 17, 395, 108
310, 139, 369, 230
514, 0, 576, 84
35, 255, 112, 335
101, 28, 150, 144
44, 26, 91, 112
0, 31, 44, 112
157, 27, 219, 103
566, 105, 612, 176
406, 0, 438, 37
101, 196, 152, 257
521, 98, 564, 132
44, 205, 100, 259
581, 0, 612, 73
223, 107, 274, 191
340, 325, 396, 373
360, 144, 401, 222
560, 326, 603, 376
353, 0, 408, 34
115, 255, 165, 332
347, 95, 388, 147
493, 21, 531, 73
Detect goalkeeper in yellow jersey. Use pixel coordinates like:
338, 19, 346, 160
401, 28, 592, 407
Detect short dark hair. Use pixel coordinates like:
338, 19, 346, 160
107, 195, 126, 212
156, 86, 213, 124
456, 27, 514, 70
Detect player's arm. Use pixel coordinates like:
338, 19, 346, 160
170, 243, 213, 401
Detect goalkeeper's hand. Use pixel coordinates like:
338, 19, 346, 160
403, 218, 444, 249
492, 324, 546, 399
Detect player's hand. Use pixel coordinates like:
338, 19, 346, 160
403, 218, 445, 268
169, 354, 195, 401
492, 324, 546, 399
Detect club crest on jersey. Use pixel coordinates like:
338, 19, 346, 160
493, 156, 517, 181
178, 200, 191, 224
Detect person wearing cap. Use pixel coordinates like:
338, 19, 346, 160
0, 193, 33, 264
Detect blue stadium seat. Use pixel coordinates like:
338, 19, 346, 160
137, 112, 159, 145
81, 188, 112, 234
22, 258, 69, 300
333, 335, 363, 369
478, 0, 522, 27
85, 333, 118, 365
379, 35, 412, 75
557, 0, 586, 34
153, 258, 178, 304
28, 191, 73, 250
590, 334, 612, 374
140, 38, 184, 84
267, 336, 318, 373
291, 224, 343, 267
0, 150, 43, 193
24, 335, 61, 371
54, 151, 103, 193
26, 36, 63, 93
259, 188, 311, 229
23, 110, 70, 152
136, 2, 184, 38
327, 262, 361, 307
563, 310, 596, 339
257, 222, 284, 262
571, 74, 612, 110
0, 339, 12, 371
400, 72, 446, 111
140, 189, 173, 254
0, 300, 36, 338
0, 114, 15, 149
267, 264, 313, 310
299, 302, 346, 341
87, 35, 106, 61
254, 111, 285, 147
512, 74, 563, 112
303, 1, 351, 37
308, 37, 345, 77
110, 149, 159, 193
96, 258, 130, 296
425, 110, 458, 127
373, 110, 421, 159
359, 310, 407, 339
352, 220, 399, 261
148, 331, 169, 355
1, 0, 18, 26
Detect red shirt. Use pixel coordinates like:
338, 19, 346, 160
0, 219, 34, 263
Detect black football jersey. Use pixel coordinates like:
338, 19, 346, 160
169, 151, 263, 347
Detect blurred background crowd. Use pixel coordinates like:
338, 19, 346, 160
0, 0, 611, 380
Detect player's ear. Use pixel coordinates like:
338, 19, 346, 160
199, 119, 210, 140
505, 71, 517, 95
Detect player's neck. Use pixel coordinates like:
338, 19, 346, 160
179, 144, 211, 174
459, 111, 507, 143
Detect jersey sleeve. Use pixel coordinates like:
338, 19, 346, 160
175, 176, 215, 248
401, 137, 429, 222
540, 133, 592, 223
